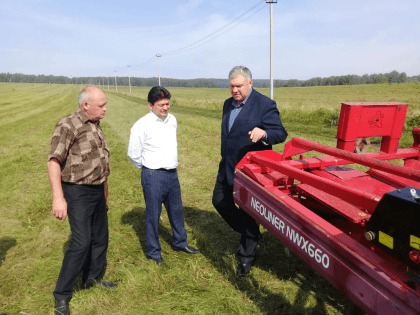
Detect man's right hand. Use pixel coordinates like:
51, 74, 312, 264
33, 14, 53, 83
47, 158, 68, 220
52, 197, 68, 220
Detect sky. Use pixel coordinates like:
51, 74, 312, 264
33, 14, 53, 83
0, 0, 419, 80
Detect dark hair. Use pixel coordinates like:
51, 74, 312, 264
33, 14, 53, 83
148, 86, 171, 104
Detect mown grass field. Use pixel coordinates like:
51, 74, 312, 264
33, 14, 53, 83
0, 82, 419, 315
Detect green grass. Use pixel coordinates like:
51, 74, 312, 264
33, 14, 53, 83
1, 82, 419, 314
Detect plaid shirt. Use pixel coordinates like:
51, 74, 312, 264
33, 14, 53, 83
48, 108, 110, 185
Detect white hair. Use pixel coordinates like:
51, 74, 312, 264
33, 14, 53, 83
228, 66, 252, 82
78, 86, 94, 107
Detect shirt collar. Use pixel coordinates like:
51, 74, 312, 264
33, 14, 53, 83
76, 108, 102, 126
232, 88, 253, 109
149, 110, 170, 123
76, 108, 90, 124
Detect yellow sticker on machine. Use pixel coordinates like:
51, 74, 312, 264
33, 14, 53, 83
379, 231, 393, 249
410, 235, 420, 250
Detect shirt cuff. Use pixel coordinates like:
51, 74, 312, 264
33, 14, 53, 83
262, 131, 269, 145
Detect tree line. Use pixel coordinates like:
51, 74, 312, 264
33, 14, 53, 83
0, 70, 419, 88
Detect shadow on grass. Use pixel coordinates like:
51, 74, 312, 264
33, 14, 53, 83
182, 206, 349, 315
0, 237, 17, 267
120, 207, 176, 258
118, 205, 352, 314
120, 207, 147, 256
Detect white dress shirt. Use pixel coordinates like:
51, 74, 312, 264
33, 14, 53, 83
127, 111, 178, 170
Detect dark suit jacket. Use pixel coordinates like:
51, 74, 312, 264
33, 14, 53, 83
217, 89, 288, 185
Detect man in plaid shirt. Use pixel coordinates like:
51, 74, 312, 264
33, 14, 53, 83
47, 86, 116, 315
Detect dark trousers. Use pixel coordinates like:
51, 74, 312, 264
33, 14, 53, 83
141, 167, 188, 259
212, 176, 260, 264
53, 183, 109, 301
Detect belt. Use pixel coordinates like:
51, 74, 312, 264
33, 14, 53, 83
62, 181, 104, 188
142, 166, 176, 172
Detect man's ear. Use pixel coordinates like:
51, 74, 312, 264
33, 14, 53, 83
148, 102, 153, 110
81, 101, 89, 112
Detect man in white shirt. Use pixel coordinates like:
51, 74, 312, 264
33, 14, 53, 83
127, 86, 199, 266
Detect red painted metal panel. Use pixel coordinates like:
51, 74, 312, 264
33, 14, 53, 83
251, 153, 382, 212
405, 159, 420, 170
233, 170, 420, 315
336, 102, 407, 153
411, 128, 420, 150
321, 167, 368, 180
367, 168, 420, 189
337, 104, 362, 140
297, 183, 370, 223
310, 169, 396, 198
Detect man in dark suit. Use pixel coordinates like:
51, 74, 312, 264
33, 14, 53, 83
212, 66, 288, 275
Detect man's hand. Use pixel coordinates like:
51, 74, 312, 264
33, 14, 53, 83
47, 158, 68, 220
52, 197, 68, 220
248, 127, 266, 143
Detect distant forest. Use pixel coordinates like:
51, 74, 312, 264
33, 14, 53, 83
0, 70, 419, 88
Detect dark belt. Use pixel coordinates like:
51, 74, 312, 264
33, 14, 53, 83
142, 166, 176, 173
62, 181, 104, 188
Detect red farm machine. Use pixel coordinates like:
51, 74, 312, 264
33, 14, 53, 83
233, 102, 420, 315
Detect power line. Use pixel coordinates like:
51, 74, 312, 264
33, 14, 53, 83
130, 0, 268, 75
164, 3, 269, 56
163, 0, 267, 56
138, 56, 155, 67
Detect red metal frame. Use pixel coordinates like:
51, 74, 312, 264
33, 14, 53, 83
336, 102, 407, 153
234, 170, 420, 314
233, 102, 420, 314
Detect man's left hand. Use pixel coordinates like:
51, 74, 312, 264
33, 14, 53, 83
248, 127, 266, 143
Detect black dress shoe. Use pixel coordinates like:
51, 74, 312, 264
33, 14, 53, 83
54, 299, 70, 315
96, 281, 118, 289
148, 256, 167, 266
172, 245, 199, 254
237, 262, 253, 276
84, 280, 117, 289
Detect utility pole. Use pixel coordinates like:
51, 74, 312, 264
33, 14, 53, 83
107, 74, 109, 90
127, 65, 131, 93
156, 53, 161, 86
114, 71, 118, 91
266, 1, 277, 100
